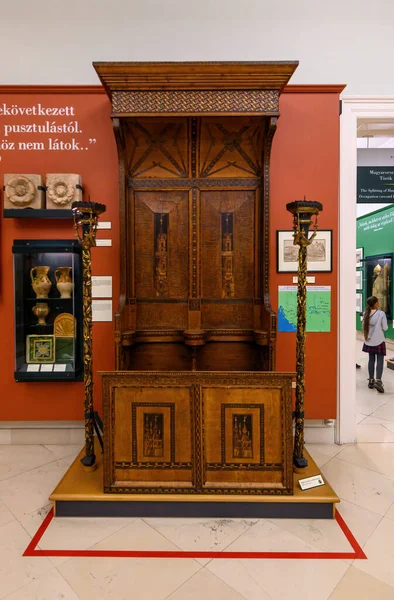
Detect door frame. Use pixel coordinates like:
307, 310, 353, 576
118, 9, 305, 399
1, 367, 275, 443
337, 96, 394, 443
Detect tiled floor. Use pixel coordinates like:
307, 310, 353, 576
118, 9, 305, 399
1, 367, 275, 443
0, 346, 394, 599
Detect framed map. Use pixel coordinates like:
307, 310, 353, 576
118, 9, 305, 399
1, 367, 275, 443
278, 286, 331, 332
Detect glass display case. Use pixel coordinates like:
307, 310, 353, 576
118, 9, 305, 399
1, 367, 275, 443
12, 239, 83, 382
364, 253, 393, 321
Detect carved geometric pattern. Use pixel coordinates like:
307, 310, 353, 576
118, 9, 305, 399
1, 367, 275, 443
128, 178, 261, 189
113, 90, 279, 115
199, 120, 263, 178
124, 119, 188, 178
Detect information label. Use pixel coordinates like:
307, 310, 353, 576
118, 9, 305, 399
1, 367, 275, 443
92, 276, 112, 299
92, 300, 113, 322
299, 474, 325, 491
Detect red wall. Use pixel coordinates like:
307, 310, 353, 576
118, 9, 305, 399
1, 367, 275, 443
0, 88, 339, 421
272, 92, 339, 419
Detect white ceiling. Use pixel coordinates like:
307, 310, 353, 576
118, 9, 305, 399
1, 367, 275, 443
357, 118, 394, 146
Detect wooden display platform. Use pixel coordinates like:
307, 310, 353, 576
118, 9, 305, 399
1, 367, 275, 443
50, 440, 339, 519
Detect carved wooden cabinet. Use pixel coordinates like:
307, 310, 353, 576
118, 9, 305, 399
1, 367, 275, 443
95, 62, 298, 495
103, 371, 294, 495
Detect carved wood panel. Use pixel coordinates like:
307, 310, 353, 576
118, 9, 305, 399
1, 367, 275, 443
103, 371, 294, 495
198, 117, 263, 178
134, 190, 189, 300
118, 114, 277, 371
124, 118, 189, 178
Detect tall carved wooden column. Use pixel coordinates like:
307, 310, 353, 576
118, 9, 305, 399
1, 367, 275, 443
286, 200, 323, 470
73, 201, 106, 471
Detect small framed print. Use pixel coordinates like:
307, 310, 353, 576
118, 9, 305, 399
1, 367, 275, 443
26, 335, 55, 364
356, 270, 363, 290
356, 247, 364, 268
356, 292, 363, 313
277, 230, 332, 273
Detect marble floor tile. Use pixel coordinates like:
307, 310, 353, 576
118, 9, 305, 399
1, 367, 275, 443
361, 415, 394, 433
333, 499, 382, 550
19, 504, 52, 538
0, 445, 60, 482
41, 516, 135, 550
371, 400, 394, 423
44, 444, 83, 461
0, 520, 53, 599
355, 393, 386, 417
59, 555, 200, 600
336, 443, 394, 477
305, 443, 343, 468
0, 459, 69, 520
0, 498, 15, 528
269, 513, 352, 554
221, 519, 317, 553
353, 517, 394, 588
166, 567, 245, 600
329, 566, 394, 599
93, 517, 183, 552
356, 413, 367, 424
355, 422, 394, 442
322, 458, 394, 516
385, 502, 394, 521
145, 516, 257, 565
209, 558, 349, 600
206, 560, 272, 600
3, 568, 80, 600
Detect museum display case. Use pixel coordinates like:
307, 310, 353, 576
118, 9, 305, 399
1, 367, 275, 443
12, 239, 83, 381
364, 253, 393, 320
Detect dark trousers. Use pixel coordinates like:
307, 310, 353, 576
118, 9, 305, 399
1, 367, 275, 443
368, 353, 384, 380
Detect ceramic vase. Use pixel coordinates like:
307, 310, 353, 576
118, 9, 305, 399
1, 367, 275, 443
32, 302, 50, 325
55, 267, 73, 299
30, 266, 52, 299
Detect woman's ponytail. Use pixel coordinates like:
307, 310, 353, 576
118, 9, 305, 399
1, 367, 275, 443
363, 295, 378, 340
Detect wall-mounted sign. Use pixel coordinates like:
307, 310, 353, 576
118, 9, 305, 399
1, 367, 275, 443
357, 166, 394, 203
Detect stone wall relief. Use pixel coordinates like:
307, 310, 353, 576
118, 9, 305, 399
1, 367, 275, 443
46, 173, 83, 209
4, 174, 45, 209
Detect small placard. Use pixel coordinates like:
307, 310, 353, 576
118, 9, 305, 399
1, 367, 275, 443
92, 275, 112, 299
92, 300, 113, 322
97, 221, 112, 230
27, 364, 40, 372
40, 364, 54, 372
54, 364, 67, 372
292, 276, 316, 284
299, 474, 325, 491
96, 239, 112, 247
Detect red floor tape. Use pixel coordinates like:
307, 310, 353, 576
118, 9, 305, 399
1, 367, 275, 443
23, 507, 367, 560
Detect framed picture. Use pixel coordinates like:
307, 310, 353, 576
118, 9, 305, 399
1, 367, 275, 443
26, 335, 55, 363
356, 293, 363, 313
277, 230, 332, 273
356, 247, 364, 268
356, 270, 363, 290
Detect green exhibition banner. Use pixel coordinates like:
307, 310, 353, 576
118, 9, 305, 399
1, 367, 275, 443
357, 166, 394, 203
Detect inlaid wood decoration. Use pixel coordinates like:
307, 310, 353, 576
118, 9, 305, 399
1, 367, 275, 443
102, 371, 294, 495
95, 62, 298, 496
